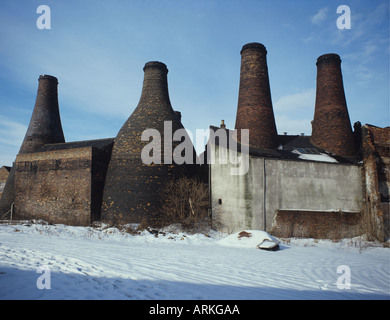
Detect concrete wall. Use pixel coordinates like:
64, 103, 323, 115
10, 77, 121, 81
210, 144, 363, 234
14, 148, 93, 225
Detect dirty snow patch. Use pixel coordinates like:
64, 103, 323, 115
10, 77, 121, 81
218, 230, 280, 250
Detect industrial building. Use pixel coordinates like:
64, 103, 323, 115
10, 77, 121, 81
0, 43, 388, 240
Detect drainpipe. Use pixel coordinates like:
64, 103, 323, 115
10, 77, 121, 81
10, 202, 14, 220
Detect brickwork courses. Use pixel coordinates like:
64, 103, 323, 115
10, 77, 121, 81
235, 43, 278, 150
0, 75, 65, 217
0, 44, 387, 241
101, 62, 196, 226
310, 54, 357, 157
0, 166, 10, 200
361, 125, 390, 240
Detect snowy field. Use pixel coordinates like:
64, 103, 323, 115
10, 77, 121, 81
0, 221, 389, 300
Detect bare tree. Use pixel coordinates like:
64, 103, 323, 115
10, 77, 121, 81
160, 177, 210, 232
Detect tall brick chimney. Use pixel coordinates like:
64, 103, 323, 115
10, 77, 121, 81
310, 54, 356, 157
101, 61, 194, 225
235, 43, 278, 149
19, 75, 65, 154
0, 75, 65, 217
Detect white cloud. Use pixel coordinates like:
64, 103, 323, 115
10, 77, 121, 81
274, 88, 315, 112
275, 115, 312, 136
273, 89, 315, 136
0, 118, 27, 148
0, 117, 27, 166
311, 8, 329, 25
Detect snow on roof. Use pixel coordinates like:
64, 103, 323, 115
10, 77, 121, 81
291, 149, 338, 163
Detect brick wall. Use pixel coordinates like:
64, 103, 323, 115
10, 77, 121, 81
361, 125, 390, 240
271, 210, 361, 239
14, 148, 93, 225
0, 166, 10, 200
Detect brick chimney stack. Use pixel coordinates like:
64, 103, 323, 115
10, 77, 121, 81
19, 75, 65, 154
101, 61, 194, 225
235, 43, 278, 149
310, 54, 356, 157
0, 75, 65, 217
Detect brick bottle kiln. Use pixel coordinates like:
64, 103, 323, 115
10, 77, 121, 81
0, 75, 65, 217
310, 53, 357, 157
101, 61, 195, 225
234, 42, 278, 150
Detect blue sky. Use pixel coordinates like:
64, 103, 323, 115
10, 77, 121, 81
0, 0, 389, 166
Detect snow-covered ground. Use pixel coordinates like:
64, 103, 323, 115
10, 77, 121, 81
0, 221, 389, 300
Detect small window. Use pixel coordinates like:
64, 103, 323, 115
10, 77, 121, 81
218, 199, 222, 205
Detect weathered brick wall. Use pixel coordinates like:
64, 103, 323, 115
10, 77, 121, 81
271, 210, 361, 239
19, 75, 65, 154
234, 43, 278, 149
1, 74, 65, 218
0, 166, 10, 200
369, 126, 390, 203
310, 54, 356, 157
102, 62, 196, 226
362, 125, 390, 240
14, 148, 93, 225
91, 143, 113, 222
